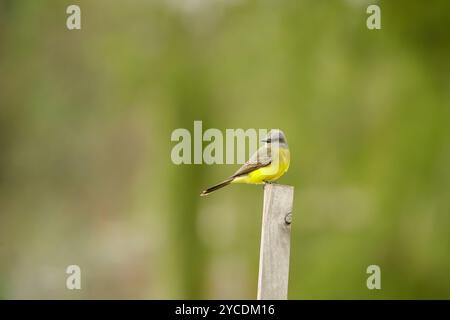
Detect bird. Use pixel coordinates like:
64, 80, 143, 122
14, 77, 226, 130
200, 129, 290, 196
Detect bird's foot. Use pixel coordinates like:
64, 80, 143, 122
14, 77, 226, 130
263, 181, 281, 185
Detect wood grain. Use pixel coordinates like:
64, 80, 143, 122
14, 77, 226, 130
257, 184, 294, 300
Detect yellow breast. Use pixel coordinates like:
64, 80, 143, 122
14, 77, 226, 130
233, 147, 290, 184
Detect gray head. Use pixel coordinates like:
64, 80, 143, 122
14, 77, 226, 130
262, 129, 288, 146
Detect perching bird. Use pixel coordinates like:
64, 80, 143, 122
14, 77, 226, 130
200, 129, 290, 196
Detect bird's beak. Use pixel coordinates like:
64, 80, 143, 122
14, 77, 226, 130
261, 139, 268, 143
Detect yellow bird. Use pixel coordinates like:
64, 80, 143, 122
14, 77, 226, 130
200, 129, 290, 196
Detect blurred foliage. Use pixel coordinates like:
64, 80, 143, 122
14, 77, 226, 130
0, 0, 449, 299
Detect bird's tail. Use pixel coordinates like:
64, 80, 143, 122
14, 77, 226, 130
200, 178, 233, 196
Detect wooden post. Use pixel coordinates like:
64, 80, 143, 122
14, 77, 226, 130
257, 184, 294, 300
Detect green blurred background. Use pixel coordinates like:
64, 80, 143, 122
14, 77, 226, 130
1, 0, 449, 299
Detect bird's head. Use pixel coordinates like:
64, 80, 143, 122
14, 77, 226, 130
262, 129, 288, 146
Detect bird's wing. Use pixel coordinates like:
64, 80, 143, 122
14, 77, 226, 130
231, 146, 272, 178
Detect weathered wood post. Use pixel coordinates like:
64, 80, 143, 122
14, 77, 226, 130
257, 184, 294, 300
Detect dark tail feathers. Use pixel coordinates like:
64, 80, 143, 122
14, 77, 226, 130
200, 178, 233, 196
